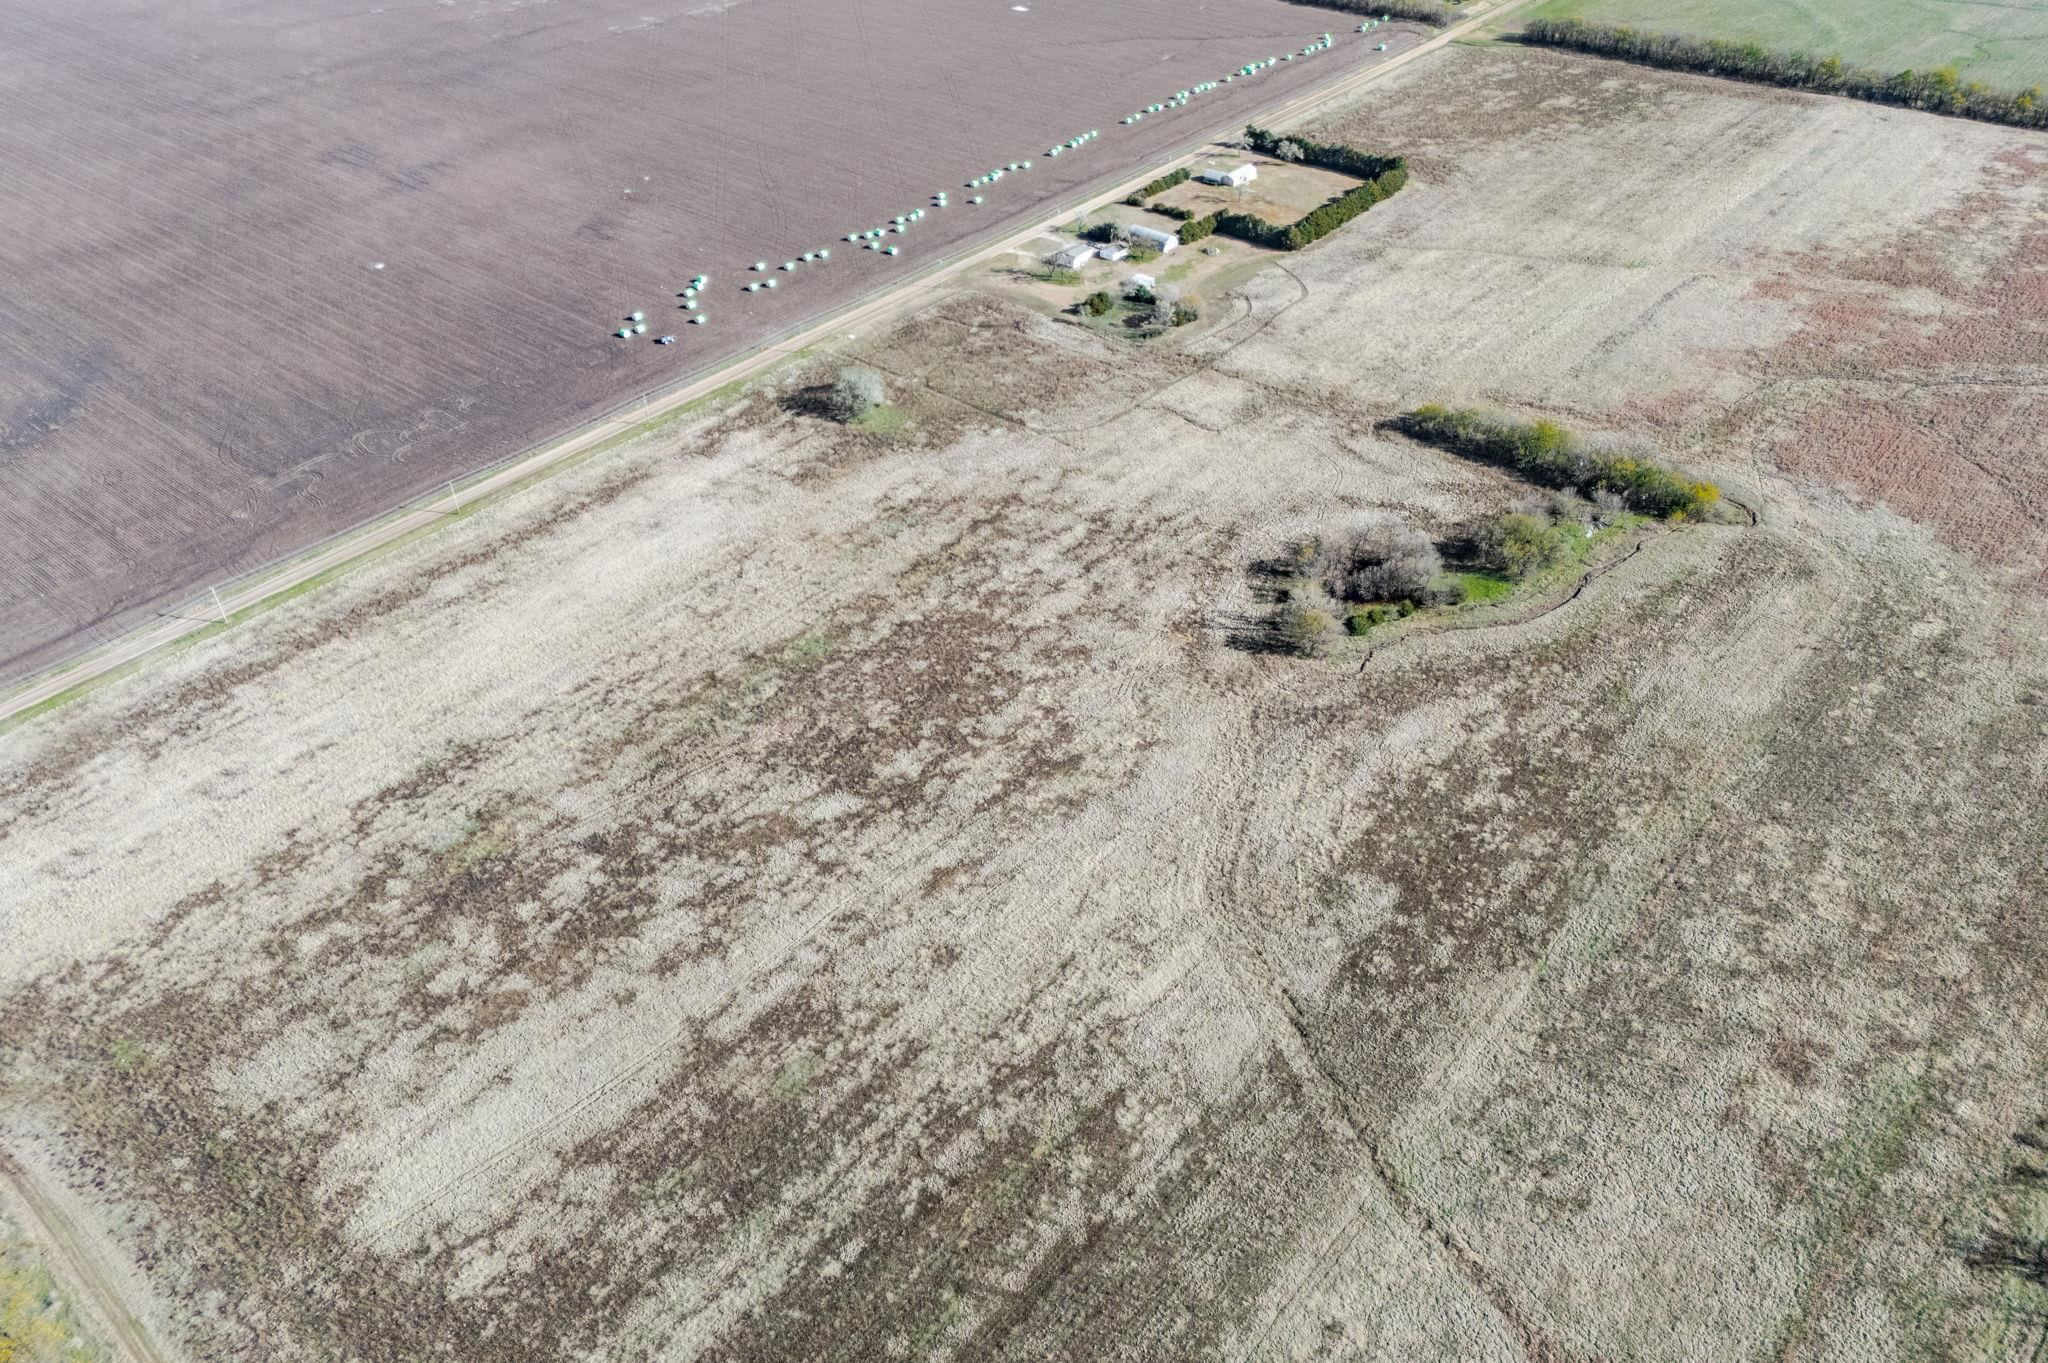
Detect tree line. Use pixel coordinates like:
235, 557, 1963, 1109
1287, 0, 1453, 27
1146, 130, 1406, 251
1127, 167, 1190, 204
1394, 405, 1722, 519
1244, 126, 1403, 181
1519, 17, 2048, 130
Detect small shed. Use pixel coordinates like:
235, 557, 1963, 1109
1125, 224, 1179, 253
1095, 242, 1130, 263
1197, 164, 1258, 188
1126, 272, 1157, 295
1049, 242, 1097, 269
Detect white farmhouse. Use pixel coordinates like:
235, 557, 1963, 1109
1048, 242, 1097, 269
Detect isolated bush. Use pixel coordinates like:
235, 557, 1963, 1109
1128, 284, 1156, 306
1519, 17, 2048, 130
1081, 290, 1114, 316
1478, 512, 1570, 579
1318, 517, 1441, 603
1146, 286, 1183, 329
1279, 605, 1334, 655
1124, 192, 1146, 207
827, 366, 886, 423
1172, 296, 1201, 326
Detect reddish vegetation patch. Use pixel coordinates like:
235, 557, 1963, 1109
1776, 389, 2046, 582
1745, 143, 2048, 583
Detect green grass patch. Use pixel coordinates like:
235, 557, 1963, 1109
1, 1215, 113, 1363
1520, 0, 2048, 91
1446, 569, 1517, 603
850, 404, 907, 434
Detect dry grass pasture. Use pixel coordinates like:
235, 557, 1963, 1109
0, 0, 1430, 686
2, 41, 2047, 1363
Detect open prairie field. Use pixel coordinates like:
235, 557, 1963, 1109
3, 38, 2047, 1363
1519, 0, 2048, 89
0, 0, 1432, 686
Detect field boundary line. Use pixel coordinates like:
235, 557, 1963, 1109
0, 0, 1533, 733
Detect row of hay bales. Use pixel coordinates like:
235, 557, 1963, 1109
610, 24, 1390, 342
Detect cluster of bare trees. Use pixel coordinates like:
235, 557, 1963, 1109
1309, 518, 1442, 603
827, 367, 886, 423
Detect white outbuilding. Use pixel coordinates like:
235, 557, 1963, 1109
1197, 163, 1259, 188
1125, 224, 1180, 253
1049, 242, 1097, 269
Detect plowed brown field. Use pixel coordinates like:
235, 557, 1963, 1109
0, 0, 1424, 682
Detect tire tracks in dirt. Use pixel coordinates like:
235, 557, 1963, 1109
0, 1148, 176, 1363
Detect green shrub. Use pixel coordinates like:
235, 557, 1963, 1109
1344, 600, 1418, 634
1172, 297, 1201, 326
1080, 222, 1118, 244
1180, 213, 1219, 243
1152, 203, 1195, 222
1479, 513, 1571, 579
1081, 290, 1114, 316
1124, 193, 1146, 207
1519, 17, 2047, 130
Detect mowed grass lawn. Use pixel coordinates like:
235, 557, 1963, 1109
1519, 0, 2048, 89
